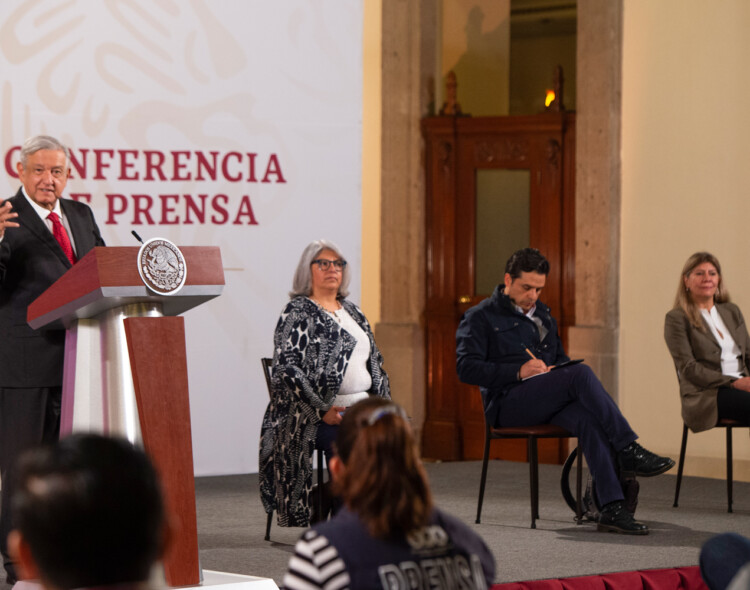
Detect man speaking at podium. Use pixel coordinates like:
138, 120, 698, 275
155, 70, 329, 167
0, 135, 105, 585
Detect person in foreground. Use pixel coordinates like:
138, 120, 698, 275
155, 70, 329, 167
7, 434, 167, 590
0, 135, 106, 583
664, 252, 750, 433
259, 239, 390, 527
456, 248, 675, 535
700, 532, 750, 590
283, 397, 495, 590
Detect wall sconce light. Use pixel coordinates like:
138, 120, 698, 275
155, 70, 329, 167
545, 90, 556, 108
545, 66, 565, 112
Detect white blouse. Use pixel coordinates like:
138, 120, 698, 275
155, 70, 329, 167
701, 306, 744, 378
326, 307, 372, 407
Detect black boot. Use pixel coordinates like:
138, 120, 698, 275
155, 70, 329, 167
597, 500, 649, 535
618, 442, 675, 477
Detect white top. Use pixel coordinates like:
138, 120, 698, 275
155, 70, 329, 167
701, 306, 744, 378
326, 307, 372, 407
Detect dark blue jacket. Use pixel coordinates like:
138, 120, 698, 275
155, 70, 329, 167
312, 507, 495, 589
455, 285, 568, 425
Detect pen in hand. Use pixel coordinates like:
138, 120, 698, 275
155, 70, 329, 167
521, 345, 550, 378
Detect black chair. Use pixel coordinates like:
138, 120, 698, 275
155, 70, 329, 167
673, 419, 743, 513
476, 419, 583, 529
261, 357, 325, 541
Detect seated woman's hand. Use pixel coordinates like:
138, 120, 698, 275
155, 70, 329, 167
322, 405, 346, 425
731, 377, 750, 392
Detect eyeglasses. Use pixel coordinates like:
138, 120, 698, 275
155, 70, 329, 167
312, 259, 347, 271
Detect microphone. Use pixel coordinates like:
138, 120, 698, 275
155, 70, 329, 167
131, 230, 144, 244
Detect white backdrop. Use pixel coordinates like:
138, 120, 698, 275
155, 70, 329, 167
1, 1, 364, 475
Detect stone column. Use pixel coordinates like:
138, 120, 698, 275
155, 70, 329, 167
568, 0, 623, 397
376, 0, 437, 441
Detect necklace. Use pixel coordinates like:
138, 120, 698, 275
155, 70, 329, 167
310, 297, 343, 320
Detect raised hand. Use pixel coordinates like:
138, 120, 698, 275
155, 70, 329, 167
0, 201, 19, 239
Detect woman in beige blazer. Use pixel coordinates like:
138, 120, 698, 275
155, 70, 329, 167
664, 252, 750, 432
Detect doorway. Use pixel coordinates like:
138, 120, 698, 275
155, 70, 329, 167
422, 112, 576, 462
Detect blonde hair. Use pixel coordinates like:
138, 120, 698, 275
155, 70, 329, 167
673, 252, 730, 330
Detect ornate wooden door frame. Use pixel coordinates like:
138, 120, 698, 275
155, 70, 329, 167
422, 112, 576, 462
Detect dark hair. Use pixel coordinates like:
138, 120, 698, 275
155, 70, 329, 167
333, 398, 433, 539
504, 248, 550, 279
12, 434, 165, 590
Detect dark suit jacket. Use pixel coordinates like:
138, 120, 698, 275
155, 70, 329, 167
664, 302, 750, 432
0, 188, 105, 387
456, 285, 569, 427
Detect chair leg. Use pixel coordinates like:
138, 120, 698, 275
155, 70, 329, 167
574, 445, 583, 525
726, 427, 733, 513
529, 437, 539, 529
673, 424, 688, 508
316, 449, 325, 518
476, 432, 492, 524
265, 512, 273, 541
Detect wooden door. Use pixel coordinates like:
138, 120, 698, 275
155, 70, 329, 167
422, 113, 576, 463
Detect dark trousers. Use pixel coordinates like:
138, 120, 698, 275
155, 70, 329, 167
314, 422, 338, 471
0, 387, 62, 578
496, 364, 637, 507
313, 422, 341, 515
718, 386, 750, 425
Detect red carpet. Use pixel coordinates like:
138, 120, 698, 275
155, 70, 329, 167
491, 566, 707, 590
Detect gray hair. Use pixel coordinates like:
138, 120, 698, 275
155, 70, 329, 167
290, 239, 351, 299
20, 135, 70, 168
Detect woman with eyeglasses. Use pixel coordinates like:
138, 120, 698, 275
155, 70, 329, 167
259, 239, 390, 528
283, 397, 495, 589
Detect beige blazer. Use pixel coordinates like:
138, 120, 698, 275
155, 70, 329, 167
664, 302, 750, 432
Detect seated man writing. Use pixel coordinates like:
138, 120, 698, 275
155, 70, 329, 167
7, 434, 167, 590
456, 247, 674, 535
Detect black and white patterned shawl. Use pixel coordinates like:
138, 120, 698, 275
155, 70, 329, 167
259, 296, 390, 527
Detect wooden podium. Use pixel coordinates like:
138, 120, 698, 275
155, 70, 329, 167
28, 246, 225, 587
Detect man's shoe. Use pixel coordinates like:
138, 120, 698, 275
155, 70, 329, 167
618, 442, 675, 477
597, 500, 649, 535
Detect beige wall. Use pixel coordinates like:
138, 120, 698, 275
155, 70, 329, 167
367, 0, 750, 479
361, 0, 382, 323
620, 0, 750, 480
440, 0, 510, 116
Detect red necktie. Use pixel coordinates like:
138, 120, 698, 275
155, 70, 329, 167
47, 211, 76, 265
